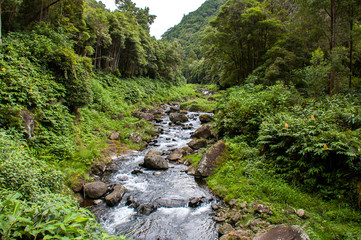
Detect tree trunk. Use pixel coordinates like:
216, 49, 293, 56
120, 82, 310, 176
0, 0, 3, 44
329, 0, 336, 95
349, 8, 354, 89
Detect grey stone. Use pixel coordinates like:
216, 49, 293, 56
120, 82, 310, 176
105, 184, 126, 206
84, 181, 108, 199
253, 225, 310, 240
195, 140, 227, 177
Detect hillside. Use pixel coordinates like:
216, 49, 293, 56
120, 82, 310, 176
162, 0, 227, 61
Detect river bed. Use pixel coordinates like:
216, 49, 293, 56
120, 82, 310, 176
91, 106, 218, 240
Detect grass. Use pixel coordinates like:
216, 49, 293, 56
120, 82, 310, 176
207, 141, 361, 239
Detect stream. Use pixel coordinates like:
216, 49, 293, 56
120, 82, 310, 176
91, 106, 218, 240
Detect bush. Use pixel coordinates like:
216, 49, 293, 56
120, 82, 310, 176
0, 132, 64, 199
215, 83, 298, 142
0, 190, 123, 239
258, 95, 361, 199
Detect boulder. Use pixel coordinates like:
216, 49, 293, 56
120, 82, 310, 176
109, 132, 120, 140
155, 198, 188, 208
218, 223, 234, 236
199, 114, 213, 124
146, 149, 162, 157
105, 184, 126, 206
195, 140, 226, 177
167, 148, 184, 161
129, 132, 142, 144
185, 165, 196, 175
188, 197, 206, 208
169, 112, 188, 124
253, 225, 310, 240
142, 151, 169, 170
182, 146, 193, 155
193, 125, 212, 139
84, 181, 108, 199
138, 203, 158, 215
187, 139, 207, 150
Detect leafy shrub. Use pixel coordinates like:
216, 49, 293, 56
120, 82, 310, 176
0, 190, 123, 239
0, 132, 64, 199
258, 95, 361, 199
215, 84, 298, 142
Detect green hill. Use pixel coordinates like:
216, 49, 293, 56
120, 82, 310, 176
162, 0, 227, 61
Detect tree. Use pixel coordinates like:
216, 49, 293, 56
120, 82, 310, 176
203, 0, 283, 87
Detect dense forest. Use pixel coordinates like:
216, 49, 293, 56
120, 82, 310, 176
1, 0, 361, 239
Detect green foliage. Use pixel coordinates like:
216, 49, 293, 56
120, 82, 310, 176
215, 83, 298, 141
0, 132, 64, 200
0, 190, 123, 240
258, 95, 361, 199
203, 0, 284, 87
207, 140, 361, 239
163, 0, 228, 82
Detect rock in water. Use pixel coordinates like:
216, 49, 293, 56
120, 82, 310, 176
105, 184, 126, 206
195, 140, 227, 177
84, 181, 108, 199
138, 203, 158, 215
193, 124, 212, 139
253, 225, 310, 240
167, 148, 184, 161
169, 112, 188, 124
141, 150, 169, 170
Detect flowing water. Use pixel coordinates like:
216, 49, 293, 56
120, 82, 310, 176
92, 106, 218, 240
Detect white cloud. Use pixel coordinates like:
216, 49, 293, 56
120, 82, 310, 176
100, 0, 206, 39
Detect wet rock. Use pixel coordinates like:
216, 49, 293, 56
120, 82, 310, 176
187, 139, 207, 150
218, 223, 234, 236
195, 140, 227, 177
131, 169, 144, 174
193, 125, 212, 139
109, 131, 120, 140
138, 203, 158, 215
126, 195, 136, 206
169, 112, 188, 124
253, 225, 311, 240
211, 202, 220, 211
129, 132, 142, 144
188, 197, 205, 208
156, 198, 187, 208
105, 184, 126, 206
142, 151, 169, 170
185, 165, 196, 175
84, 181, 108, 199
199, 114, 213, 124
167, 148, 184, 161
69, 175, 85, 193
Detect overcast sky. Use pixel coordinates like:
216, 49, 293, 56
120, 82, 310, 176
101, 0, 207, 39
